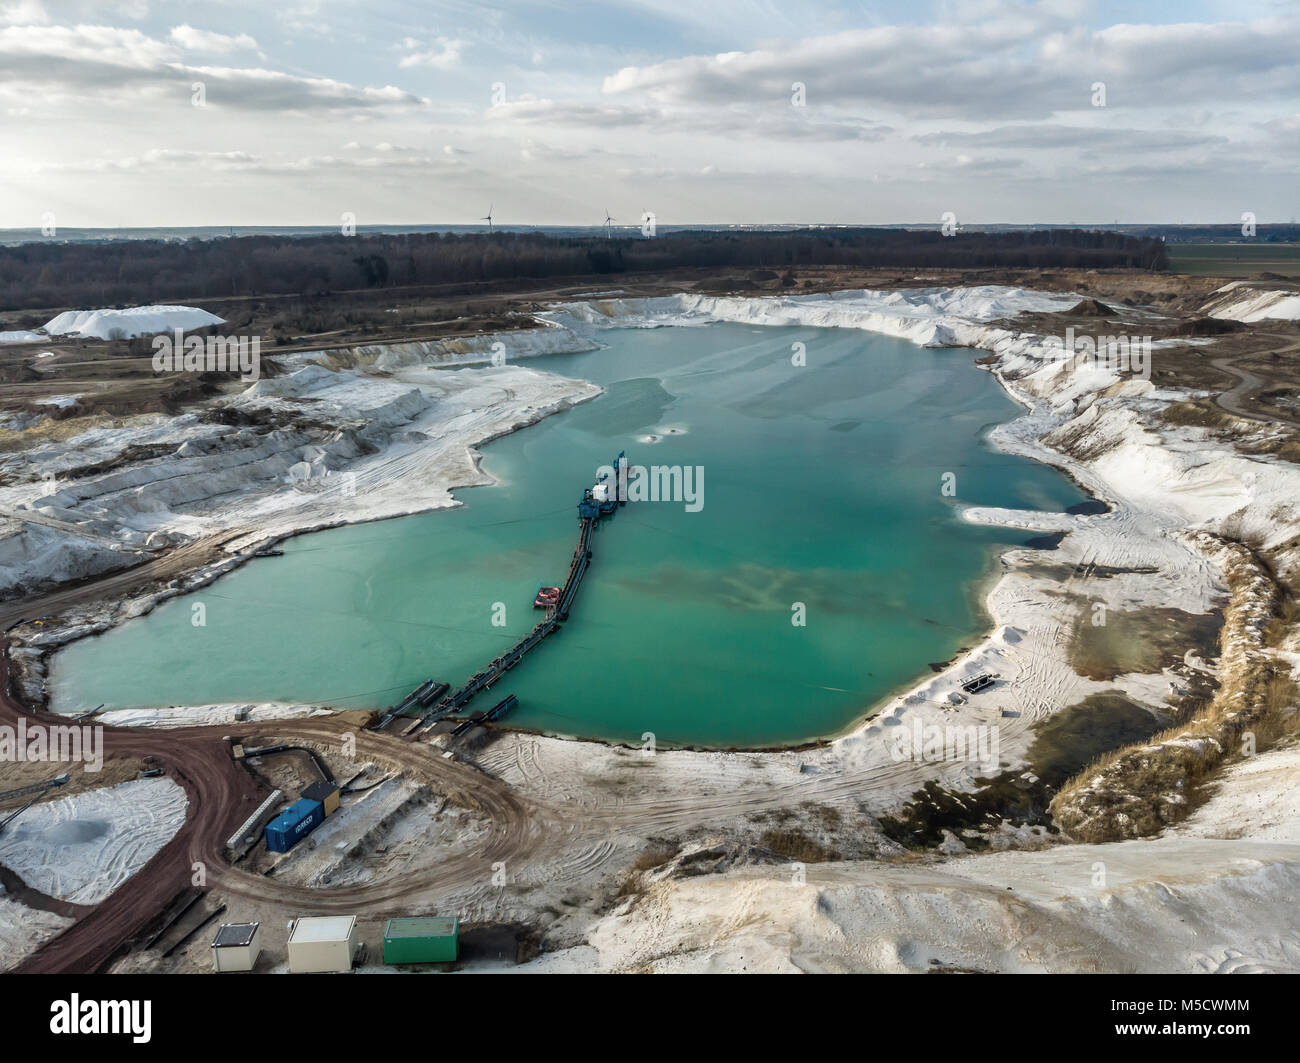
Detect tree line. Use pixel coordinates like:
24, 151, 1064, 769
0, 228, 1166, 315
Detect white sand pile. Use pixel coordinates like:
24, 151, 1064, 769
0, 777, 187, 904
42, 305, 225, 339
1200, 281, 1300, 322
94, 703, 332, 728
332, 324, 600, 369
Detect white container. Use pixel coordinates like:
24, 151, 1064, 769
211, 922, 261, 973
287, 915, 359, 974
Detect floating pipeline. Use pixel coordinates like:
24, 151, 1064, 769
377, 454, 628, 737
449, 694, 519, 739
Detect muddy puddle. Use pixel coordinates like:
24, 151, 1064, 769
879, 692, 1168, 849
1070, 605, 1222, 681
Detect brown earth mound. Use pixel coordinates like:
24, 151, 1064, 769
1169, 316, 1246, 337
1068, 297, 1116, 316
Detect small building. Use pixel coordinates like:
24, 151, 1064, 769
287, 915, 360, 974
382, 916, 459, 965
211, 922, 261, 973
301, 780, 341, 817
265, 797, 324, 853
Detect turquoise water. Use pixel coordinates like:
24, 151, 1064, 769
50, 324, 1087, 747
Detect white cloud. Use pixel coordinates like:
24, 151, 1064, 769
3, 3, 1298, 226
0, 24, 427, 112
32, 148, 262, 173
397, 37, 463, 70
169, 25, 261, 56
486, 96, 888, 141
276, 2, 328, 38
184, 66, 426, 111
911, 125, 1228, 153
0, 0, 47, 25
29, 147, 476, 178
601, 16, 1300, 119
0, 23, 174, 69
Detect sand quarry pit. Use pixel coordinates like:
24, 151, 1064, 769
3, 278, 1300, 974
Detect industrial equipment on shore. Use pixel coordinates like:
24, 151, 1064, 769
265, 797, 324, 853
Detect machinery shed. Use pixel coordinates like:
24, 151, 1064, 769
382, 917, 459, 964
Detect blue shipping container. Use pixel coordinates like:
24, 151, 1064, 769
264, 798, 324, 853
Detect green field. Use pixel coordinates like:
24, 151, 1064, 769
1167, 242, 1300, 278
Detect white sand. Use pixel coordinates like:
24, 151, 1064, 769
1200, 281, 1300, 323
0, 888, 72, 971
0, 777, 187, 905
94, 703, 332, 729
525, 738, 1300, 973
42, 305, 225, 339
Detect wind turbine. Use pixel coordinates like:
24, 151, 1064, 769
481, 205, 494, 233
603, 208, 615, 239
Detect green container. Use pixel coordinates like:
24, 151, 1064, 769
382, 917, 459, 964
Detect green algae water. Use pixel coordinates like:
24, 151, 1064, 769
50, 324, 1087, 747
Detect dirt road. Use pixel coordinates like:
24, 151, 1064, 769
1, 532, 242, 629
1210, 330, 1300, 425
0, 650, 264, 973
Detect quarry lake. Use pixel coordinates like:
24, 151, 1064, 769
50, 323, 1089, 747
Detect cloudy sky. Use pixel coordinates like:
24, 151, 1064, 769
1, 0, 1297, 228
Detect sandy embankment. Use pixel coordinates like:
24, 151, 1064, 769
528, 741, 1300, 973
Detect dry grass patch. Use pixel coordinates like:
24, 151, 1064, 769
1159, 399, 1241, 432
757, 828, 842, 864
0, 413, 118, 454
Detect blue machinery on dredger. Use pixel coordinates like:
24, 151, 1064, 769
372, 453, 627, 738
